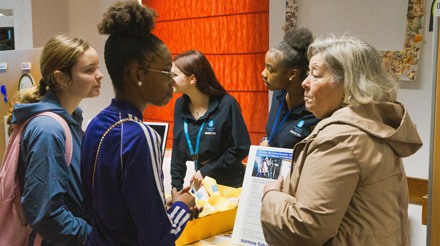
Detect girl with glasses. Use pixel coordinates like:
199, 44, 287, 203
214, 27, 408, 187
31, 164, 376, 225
80, 1, 197, 245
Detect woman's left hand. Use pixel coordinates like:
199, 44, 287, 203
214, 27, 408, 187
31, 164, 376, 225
190, 171, 204, 189
263, 175, 284, 197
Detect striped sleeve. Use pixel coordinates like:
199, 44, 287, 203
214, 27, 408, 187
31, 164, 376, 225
137, 122, 190, 240
168, 201, 190, 239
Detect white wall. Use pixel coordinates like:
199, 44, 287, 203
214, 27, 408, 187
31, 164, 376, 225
0, 16, 13, 28
31, 0, 69, 48
0, 11, 13, 28
269, 1, 429, 245
12, 0, 33, 50
67, 0, 119, 127
0, 0, 14, 27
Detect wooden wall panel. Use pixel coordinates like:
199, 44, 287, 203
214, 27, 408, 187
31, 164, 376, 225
407, 177, 428, 205
430, 21, 440, 246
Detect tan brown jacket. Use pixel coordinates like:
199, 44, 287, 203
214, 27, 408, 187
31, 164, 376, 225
261, 102, 423, 246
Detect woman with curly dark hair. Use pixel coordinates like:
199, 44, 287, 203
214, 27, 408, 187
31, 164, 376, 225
80, 1, 196, 245
260, 28, 320, 149
170, 50, 251, 191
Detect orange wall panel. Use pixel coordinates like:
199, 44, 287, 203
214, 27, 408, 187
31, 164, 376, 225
228, 91, 268, 133
204, 54, 267, 92
154, 13, 269, 54
143, 94, 181, 122
144, 0, 269, 21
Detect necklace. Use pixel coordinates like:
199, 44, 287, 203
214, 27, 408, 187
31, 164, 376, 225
189, 97, 208, 120
192, 108, 207, 120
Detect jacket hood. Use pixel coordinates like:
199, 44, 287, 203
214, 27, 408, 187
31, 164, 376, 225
315, 101, 422, 158
11, 90, 82, 127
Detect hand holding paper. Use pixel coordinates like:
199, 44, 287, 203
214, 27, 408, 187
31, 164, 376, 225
190, 171, 204, 191
262, 175, 284, 199
190, 176, 240, 218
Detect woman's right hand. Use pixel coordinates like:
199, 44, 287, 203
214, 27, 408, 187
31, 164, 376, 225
171, 186, 196, 208
260, 139, 269, 147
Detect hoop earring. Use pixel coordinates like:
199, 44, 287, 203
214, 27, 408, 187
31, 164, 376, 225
137, 81, 142, 87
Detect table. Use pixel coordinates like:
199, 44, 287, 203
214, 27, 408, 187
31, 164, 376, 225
187, 230, 239, 246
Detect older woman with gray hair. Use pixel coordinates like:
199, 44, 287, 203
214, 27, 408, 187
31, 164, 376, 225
260, 35, 423, 246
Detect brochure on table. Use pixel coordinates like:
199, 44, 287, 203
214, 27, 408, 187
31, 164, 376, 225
231, 145, 292, 246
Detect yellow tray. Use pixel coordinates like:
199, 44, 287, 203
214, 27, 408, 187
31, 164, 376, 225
175, 185, 239, 246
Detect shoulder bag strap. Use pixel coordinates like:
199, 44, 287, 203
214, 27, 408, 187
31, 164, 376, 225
92, 118, 133, 190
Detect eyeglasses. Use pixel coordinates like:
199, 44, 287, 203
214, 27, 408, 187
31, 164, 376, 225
140, 68, 176, 83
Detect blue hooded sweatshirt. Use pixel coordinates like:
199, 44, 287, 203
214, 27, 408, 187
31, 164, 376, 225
12, 90, 91, 245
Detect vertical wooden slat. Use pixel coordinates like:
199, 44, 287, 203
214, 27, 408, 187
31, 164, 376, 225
430, 19, 440, 246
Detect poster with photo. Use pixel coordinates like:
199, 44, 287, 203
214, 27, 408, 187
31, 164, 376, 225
231, 146, 292, 246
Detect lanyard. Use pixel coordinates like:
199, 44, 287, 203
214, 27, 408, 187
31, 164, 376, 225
268, 93, 295, 144
184, 118, 205, 171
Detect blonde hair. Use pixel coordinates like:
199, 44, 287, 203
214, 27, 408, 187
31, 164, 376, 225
7, 35, 90, 127
307, 35, 398, 107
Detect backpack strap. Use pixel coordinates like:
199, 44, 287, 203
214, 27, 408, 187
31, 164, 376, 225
36, 112, 73, 166
12, 112, 73, 166
13, 112, 72, 246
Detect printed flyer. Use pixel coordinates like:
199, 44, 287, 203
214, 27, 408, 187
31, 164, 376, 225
231, 146, 293, 246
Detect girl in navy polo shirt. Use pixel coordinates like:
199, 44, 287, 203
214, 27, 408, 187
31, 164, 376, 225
171, 50, 251, 191
261, 28, 320, 149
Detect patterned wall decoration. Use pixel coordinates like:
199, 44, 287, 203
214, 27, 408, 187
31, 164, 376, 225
142, 0, 269, 148
284, 0, 299, 31
285, 0, 425, 81
379, 0, 425, 81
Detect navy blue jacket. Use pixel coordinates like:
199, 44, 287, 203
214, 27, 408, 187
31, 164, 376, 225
265, 90, 320, 149
81, 99, 189, 246
12, 90, 91, 245
171, 94, 251, 190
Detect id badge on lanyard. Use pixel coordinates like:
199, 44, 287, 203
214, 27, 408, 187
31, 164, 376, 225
184, 118, 206, 170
